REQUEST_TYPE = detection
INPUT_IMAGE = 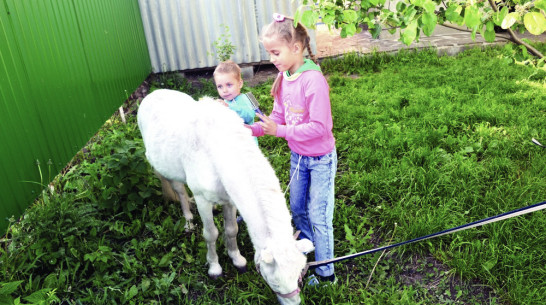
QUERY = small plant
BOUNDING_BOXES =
[209,24,236,62]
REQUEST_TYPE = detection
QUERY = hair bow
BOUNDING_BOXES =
[273,13,285,22]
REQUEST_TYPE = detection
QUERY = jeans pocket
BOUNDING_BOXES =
[310,153,333,166]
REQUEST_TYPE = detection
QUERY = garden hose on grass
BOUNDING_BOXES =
[306,200,546,269]
[532,138,545,148]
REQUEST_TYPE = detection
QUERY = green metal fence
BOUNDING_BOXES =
[0,0,151,232]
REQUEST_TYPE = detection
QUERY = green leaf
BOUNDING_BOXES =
[343,10,358,23]
[482,27,496,42]
[84,253,95,262]
[0,281,23,295]
[423,0,436,13]
[464,6,481,29]
[294,6,302,25]
[323,13,336,25]
[523,12,546,35]
[396,1,407,11]
[410,0,425,7]
[404,6,418,23]
[180,283,189,294]
[159,252,174,267]
[127,285,138,299]
[422,12,438,36]
[344,224,354,242]
[141,278,151,292]
[482,21,496,42]
[482,257,497,271]
[493,7,508,26]
[535,0,546,11]
[446,5,463,25]
[301,10,318,29]
[486,20,494,32]
[0,297,13,304]
[371,24,382,39]
[23,289,51,303]
[401,20,418,45]
[501,12,519,29]
[342,23,357,37]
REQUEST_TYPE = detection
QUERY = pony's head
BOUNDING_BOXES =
[256,238,314,304]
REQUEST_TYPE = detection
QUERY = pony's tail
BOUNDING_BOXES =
[155,170,179,202]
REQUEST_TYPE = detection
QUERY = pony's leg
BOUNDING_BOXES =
[194,195,222,278]
[222,203,247,272]
[170,181,194,231]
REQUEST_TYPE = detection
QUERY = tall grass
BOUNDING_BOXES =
[1,43,544,304]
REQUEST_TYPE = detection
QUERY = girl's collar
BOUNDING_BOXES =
[284,59,321,80]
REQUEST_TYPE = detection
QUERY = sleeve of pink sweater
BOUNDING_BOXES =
[249,100,286,137]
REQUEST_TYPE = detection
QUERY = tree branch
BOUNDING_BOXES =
[487,0,544,58]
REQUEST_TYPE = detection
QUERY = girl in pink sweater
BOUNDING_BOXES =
[249,13,337,286]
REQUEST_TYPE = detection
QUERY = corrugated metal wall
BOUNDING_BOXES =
[0,0,151,232]
[138,0,314,72]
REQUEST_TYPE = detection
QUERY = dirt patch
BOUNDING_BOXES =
[395,252,501,303]
[244,63,279,87]
[175,63,278,88]
[138,63,279,93]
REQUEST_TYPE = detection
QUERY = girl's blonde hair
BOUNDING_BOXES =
[261,16,317,98]
[213,60,242,81]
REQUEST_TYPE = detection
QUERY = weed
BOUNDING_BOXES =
[208,24,236,62]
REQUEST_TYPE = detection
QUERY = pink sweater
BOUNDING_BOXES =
[250,70,335,156]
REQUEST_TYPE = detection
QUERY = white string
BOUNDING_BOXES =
[284,154,302,195]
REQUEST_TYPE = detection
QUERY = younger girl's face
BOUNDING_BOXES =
[214,72,243,101]
[262,36,303,75]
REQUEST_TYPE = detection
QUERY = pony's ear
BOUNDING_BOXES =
[261,248,274,264]
[296,238,314,254]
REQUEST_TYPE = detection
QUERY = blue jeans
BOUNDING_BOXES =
[289,148,337,277]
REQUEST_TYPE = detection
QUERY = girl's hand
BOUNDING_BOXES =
[216,99,228,107]
[257,113,277,136]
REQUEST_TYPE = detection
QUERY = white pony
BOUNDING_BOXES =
[137,89,313,304]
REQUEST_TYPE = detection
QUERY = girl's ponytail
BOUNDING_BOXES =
[305,39,317,65]
[270,73,282,98]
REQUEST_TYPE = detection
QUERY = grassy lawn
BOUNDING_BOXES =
[1,44,545,304]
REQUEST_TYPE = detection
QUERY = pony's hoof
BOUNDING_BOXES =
[208,263,223,279]
[235,266,248,274]
[209,273,223,280]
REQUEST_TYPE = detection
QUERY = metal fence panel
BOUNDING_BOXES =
[0,0,151,232]
[139,0,311,72]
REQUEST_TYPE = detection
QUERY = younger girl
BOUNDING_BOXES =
[248,13,337,286]
[214,60,258,145]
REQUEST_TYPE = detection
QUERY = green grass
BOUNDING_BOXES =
[1,43,545,304]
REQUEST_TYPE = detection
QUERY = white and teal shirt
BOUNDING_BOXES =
[225,93,258,144]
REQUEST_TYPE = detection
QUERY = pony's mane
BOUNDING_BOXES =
[198,98,294,241]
